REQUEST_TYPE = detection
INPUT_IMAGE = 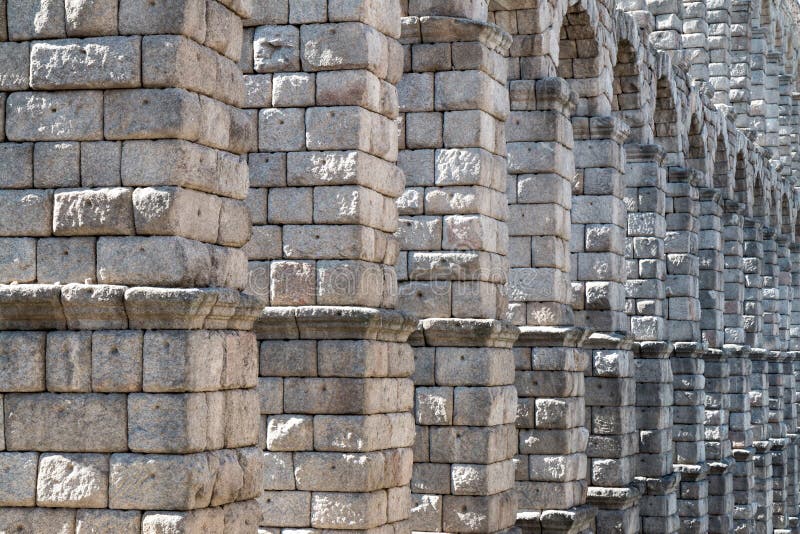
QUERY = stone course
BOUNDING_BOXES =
[3,0,800,533]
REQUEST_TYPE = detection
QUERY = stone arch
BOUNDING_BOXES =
[770,185,780,230]
[685,114,706,174]
[754,172,767,220]
[759,0,774,45]
[782,192,793,238]
[654,67,683,166]
[612,40,643,136]
[557,0,614,116]
[713,131,732,194]
[734,151,752,215]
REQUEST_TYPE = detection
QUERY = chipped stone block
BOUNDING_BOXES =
[254,25,300,73]
[6,91,103,142]
[7,0,66,40]
[65,0,118,36]
[141,509,223,533]
[109,453,213,510]
[53,188,134,236]
[132,186,221,243]
[30,37,141,90]
[36,453,109,508]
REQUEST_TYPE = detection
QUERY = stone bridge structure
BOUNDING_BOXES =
[2,0,800,532]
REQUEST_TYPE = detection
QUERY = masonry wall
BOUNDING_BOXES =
[0,0,263,532]
[3,0,800,533]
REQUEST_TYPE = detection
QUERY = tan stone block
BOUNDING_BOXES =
[5,393,127,452]
[96,236,216,288]
[143,330,224,392]
[313,413,415,452]
[6,91,103,141]
[205,0,242,60]
[0,508,75,533]
[311,490,387,529]
[119,0,206,42]
[223,500,262,533]
[30,37,141,90]
[65,0,119,36]
[105,88,201,142]
[266,415,313,451]
[37,453,109,508]
[270,260,316,306]
[225,389,260,448]
[263,451,294,490]
[128,393,221,453]
[258,491,311,527]
[76,510,141,534]
[0,452,38,506]
[301,22,388,78]
[109,452,213,510]
[207,449,244,506]
[132,186,221,243]
[284,377,413,415]
[221,331,258,389]
[53,188,134,236]
[36,237,97,284]
[0,332,45,393]
[0,190,53,237]
[46,331,92,392]
[91,331,143,393]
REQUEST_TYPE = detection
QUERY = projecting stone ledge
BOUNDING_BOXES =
[255,306,419,341]
[0,284,262,331]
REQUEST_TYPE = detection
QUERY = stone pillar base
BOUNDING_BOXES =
[586,485,640,534]
[517,504,596,534]
[674,463,710,533]
[256,306,417,532]
[635,472,680,532]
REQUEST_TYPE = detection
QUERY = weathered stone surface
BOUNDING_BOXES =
[45,331,92,392]
[0,508,76,533]
[0,332,46,392]
[109,453,213,510]
[75,509,141,534]
[0,452,38,506]
[65,0,119,36]
[4,394,127,452]
[6,91,103,141]
[53,188,134,236]
[7,0,67,40]
[30,38,141,89]
[92,331,143,392]
[0,237,36,283]
[37,237,96,284]
[36,453,109,508]
[0,190,53,237]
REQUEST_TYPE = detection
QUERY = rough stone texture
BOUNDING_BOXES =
[0,0,261,531]
[5,0,800,533]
